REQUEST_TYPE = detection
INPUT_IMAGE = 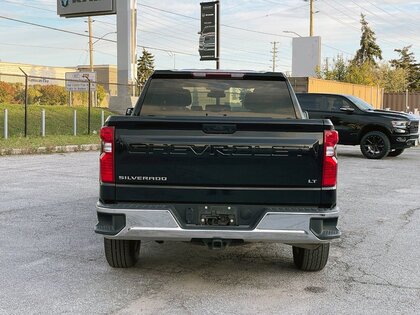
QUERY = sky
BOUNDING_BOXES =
[0,0,419,74]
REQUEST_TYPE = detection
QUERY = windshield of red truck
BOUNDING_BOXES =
[139,79,297,119]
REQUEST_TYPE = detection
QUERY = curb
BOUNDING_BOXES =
[0,144,100,156]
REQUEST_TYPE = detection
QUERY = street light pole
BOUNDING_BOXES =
[283,30,302,37]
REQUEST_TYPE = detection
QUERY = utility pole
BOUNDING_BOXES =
[271,42,279,72]
[304,0,315,36]
[310,0,314,36]
[88,16,94,72]
[87,17,97,106]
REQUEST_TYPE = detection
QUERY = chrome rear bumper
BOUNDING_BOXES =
[96,203,340,244]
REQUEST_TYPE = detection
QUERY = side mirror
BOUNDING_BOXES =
[340,107,354,113]
[303,111,310,119]
[126,108,134,116]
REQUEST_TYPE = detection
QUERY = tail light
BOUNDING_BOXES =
[322,130,339,187]
[100,126,115,183]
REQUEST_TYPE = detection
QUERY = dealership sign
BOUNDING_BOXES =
[65,72,97,92]
[199,1,219,61]
[57,0,116,18]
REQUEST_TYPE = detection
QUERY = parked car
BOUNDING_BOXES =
[296,93,419,159]
[95,70,341,271]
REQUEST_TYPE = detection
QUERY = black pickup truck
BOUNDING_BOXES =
[96,70,340,271]
[296,93,419,159]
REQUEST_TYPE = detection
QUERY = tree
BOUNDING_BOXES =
[353,14,382,66]
[137,49,155,91]
[390,46,420,91]
[39,85,67,105]
[96,84,107,106]
[317,55,348,82]
[345,61,376,86]
[375,64,407,92]
[15,85,42,105]
[0,82,18,104]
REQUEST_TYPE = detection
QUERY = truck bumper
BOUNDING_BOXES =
[95,203,340,244]
[391,133,419,149]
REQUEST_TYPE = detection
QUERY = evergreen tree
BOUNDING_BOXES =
[137,49,155,91]
[390,46,420,91]
[353,14,382,66]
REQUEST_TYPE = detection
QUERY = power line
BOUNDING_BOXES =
[317,1,416,50]
[138,2,351,56]
[0,42,86,51]
[0,14,284,68]
[99,8,286,60]
[380,0,420,21]
[0,0,56,13]
[138,3,293,39]
[0,15,197,57]
[345,0,419,43]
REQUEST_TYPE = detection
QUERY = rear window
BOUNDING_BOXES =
[139,79,297,119]
[296,94,323,111]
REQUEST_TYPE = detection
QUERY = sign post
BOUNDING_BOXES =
[65,72,97,93]
[65,72,96,135]
[58,0,137,114]
[19,68,28,138]
[199,1,220,68]
[83,74,92,135]
[57,0,116,18]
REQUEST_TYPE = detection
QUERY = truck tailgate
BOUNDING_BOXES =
[108,118,330,206]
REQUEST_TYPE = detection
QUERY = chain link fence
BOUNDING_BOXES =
[0,72,139,138]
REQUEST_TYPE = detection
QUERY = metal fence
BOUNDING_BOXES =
[383,92,420,113]
[0,72,138,139]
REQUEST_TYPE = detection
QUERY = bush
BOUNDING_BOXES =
[0,81,18,104]
[39,85,67,105]
[14,84,67,105]
[15,85,42,105]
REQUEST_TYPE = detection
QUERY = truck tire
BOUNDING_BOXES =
[292,244,330,271]
[388,149,405,157]
[360,131,390,159]
[104,238,140,268]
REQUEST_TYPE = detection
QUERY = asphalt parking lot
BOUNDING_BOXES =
[1,146,419,315]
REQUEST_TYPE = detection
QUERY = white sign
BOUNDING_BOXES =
[65,72,97,92]
[57,0,116,18]
[292,36,322,77]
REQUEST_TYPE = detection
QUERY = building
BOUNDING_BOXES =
[0,61,118,96]
[0,61,76,86]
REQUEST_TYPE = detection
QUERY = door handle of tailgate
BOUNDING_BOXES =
[202,124,237,134]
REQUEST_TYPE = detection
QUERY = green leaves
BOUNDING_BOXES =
[137,49,155,92]
[390,46,420,91]
[353,14,382,66]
